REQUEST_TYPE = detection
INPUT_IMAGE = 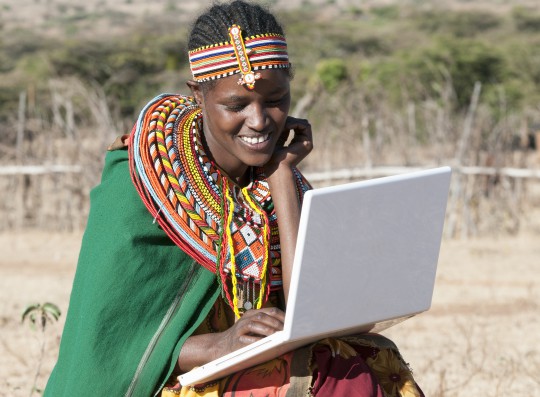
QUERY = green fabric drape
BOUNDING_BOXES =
[44,148,220,397]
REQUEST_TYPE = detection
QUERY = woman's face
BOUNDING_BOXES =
[190,69,291,182]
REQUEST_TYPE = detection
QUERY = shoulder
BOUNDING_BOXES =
[138,93,197,117]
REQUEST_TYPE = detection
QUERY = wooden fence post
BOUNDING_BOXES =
[446,81,482,239]
[15,91,27,230]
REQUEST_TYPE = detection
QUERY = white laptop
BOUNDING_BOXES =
[179,166,452,386]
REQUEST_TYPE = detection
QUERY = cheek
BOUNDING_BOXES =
[206,109,242,137]
[270,107,289,129]
[219,114,244,135]
[276,99,291,124]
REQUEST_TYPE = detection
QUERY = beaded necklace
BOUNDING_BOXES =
[129,94,310,316]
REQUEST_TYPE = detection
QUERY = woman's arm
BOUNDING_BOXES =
[265,166,300,304]
[264,117,313,303]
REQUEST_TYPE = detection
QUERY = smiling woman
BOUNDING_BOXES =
[43,1,424,397]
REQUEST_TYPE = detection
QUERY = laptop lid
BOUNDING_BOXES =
[283,166,451,340]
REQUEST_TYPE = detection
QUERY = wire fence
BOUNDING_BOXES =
[1,163,539,237]
[1,78,540,237]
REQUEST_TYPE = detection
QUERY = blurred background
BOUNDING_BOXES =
[1,0,539,396]
[1,0,540,235]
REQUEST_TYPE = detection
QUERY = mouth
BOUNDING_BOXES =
[238,133,270,145]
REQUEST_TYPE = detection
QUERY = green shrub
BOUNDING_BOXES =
[371,5,400,20]
[434,39,503,102]
[504,40,540,86]
[369,37,507,111]
[416,10,501,37]
[483,80,526,114]
[512,6,540,32]
[316,58,348,92]
[346,6,363,18]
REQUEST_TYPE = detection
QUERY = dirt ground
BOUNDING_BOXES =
[1,220,539,396]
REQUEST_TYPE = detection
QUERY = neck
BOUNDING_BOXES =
[217,163,251,187]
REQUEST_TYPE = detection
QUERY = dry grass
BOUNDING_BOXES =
[384,226,540,396]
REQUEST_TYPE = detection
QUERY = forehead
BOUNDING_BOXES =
[203,69,290,100]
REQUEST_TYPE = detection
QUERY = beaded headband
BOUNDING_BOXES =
[188,24,290,90]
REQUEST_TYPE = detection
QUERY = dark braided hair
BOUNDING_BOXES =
[188,1,285,51]
[188,1,291,91]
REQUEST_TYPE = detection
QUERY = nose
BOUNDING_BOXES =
[245,103,268,132]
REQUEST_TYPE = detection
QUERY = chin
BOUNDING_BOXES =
[246,155,272,169]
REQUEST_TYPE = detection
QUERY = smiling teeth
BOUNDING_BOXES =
[240,134,269,144]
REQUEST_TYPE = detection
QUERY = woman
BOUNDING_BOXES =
[44,1,423,396]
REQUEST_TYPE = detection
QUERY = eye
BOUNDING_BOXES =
[224,103,246,112]
[266,94,289,107]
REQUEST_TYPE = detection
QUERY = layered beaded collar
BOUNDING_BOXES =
[129,94,310,315]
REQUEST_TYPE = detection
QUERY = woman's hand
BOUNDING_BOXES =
[214,307,285,357]
[177,307,285,373]
[265,116,313,176]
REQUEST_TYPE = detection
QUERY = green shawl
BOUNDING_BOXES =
[44,148,220,397]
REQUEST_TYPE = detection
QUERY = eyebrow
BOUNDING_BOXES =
[225,95,247,102]
[225,87,288,101]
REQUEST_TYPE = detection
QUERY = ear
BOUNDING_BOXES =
[186,80,204,109]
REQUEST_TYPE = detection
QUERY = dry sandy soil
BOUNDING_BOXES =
[1,217,539,396]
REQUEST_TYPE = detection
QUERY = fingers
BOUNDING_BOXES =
[280,116,313,154]
[277,116,310,148]
[243,306,285,323]
[264,117,313,177]
[214,307,286,357]
[284,117,312,142]
[235,307,285,340]
[280,117,313,164]
[276,129,290,148]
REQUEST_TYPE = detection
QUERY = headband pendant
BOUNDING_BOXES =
[229,24,260,90]
[238,71,261,90]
